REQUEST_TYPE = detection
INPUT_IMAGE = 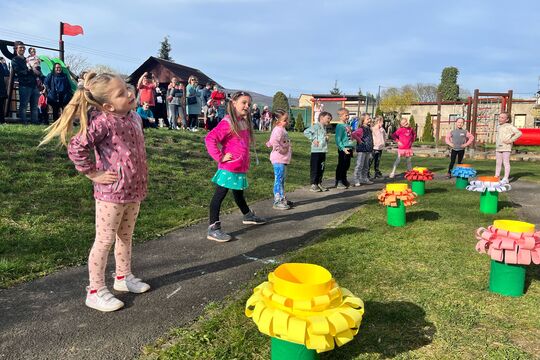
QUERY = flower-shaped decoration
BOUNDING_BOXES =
[245,263,364,353]
[451,164,477,178]
[476,220,540,265]
[404,167,434,181]
[466,176,511,192]
[377,183,417,207]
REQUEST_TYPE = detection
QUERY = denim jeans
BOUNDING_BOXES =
[273,163,287,201]
[18,86,39,124]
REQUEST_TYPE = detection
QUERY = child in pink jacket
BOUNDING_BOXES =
[205,91,267,243]
[389,118,416,178]
[266,109,292,210]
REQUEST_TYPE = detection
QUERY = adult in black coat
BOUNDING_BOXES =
[0,57,9,123]
[44,63,73,121]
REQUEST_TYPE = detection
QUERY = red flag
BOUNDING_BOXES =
[62,23,84,36]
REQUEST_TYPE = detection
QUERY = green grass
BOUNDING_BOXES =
[1,124,540,288]
[141,181,540,359]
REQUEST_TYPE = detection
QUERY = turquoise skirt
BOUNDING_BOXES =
[212,169,248,190]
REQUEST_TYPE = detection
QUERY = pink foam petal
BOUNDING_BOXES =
[517,250,531,265]
[504,249,518,264]
[499,239,517,250]
[490,248,504,262]
[520,237,536,250]
[476,240,488,253]
[531,250,540,264]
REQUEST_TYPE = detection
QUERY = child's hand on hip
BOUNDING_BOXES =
[313,140,320,147]
[86,170,118,184]
[221,153,233,162]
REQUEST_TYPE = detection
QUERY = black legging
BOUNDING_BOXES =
[448,149,465,173]
[209,185,250,224]
[335,150,352,184]
[188,114,198,129]
[310,152,326,185]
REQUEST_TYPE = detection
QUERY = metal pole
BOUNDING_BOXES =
[466,96,472,132]
[59,22,64,61]
[471,89,479,146]
[435,92,441,149]
[507,90,513,115]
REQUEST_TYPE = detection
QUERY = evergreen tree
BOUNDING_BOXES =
[438,67,459,101]
[158,36,173,61]
[294,113,305,132]
[288,111,295,131]
[330,80,342,95]
[272,91,290,113]
[422,112,435,142]
[409,115,416,137]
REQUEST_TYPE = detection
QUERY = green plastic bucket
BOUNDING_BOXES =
[456,176,468,189]
[480,190,498,214]
[387,200,406,227]
[411,180,425,195]
[271,337,319,360]
[489,259,526,297]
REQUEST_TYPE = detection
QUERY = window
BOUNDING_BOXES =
[514,114,527,128]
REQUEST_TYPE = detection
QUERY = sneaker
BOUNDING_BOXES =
[317,184,329,192]
[85,286,124,312]
[273,200,290,210]
[243,210,267,225]
[310,184,322,192]
[207,221,232,242]
[389,173,395,179]
[375,172,383,178]
[361,179,374,185]
[501,178,509,184]
[192,128,199,132]
[446,173,452,179]
[354,182,361,187]
[113,274,151,293]
[336,182,348,189]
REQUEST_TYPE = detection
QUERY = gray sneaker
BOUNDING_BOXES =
[207,221,232,242]
[317,184,329,192]
[243,210,267,225]
[361,179,374,185]
[310,184,321,192]
[273,200,290,210]
[336,182,348,189]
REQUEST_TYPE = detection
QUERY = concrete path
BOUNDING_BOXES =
[1,178,537,360]
[0,182,377,360]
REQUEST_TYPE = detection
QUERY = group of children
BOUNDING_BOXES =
[40,74,523,312]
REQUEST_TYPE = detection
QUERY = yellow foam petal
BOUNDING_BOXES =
[287,317,307,344]
[328,312,349,335]
[308,315,330,335]
[272,309,290,336]
[338,307,363,327]
[312,294,331,309]
[306,333,334,352]
[293,298,313,311]
[343,295,363,309]
[251,301,265,323]
[335,328,355,347]
[270,292,288,307]
[257,308,275,336]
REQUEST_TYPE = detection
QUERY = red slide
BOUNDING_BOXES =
[513,128,540,146]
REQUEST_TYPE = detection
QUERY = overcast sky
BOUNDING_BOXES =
[1,0,539,98]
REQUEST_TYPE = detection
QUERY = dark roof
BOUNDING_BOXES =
[309,94,367,101]
[127,56,220,87]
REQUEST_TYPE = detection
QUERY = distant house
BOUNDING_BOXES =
[127,56,220,87]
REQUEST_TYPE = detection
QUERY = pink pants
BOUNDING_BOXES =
[495,151,511,181]
[88,200,140,290]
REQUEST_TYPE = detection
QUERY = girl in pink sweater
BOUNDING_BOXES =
[389,118,416,178]
[266,109,292,210]
[205,91,267,242]
[41,72,150,313]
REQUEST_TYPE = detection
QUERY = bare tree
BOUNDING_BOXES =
[413,83,438,102]
[64,53,90,76]
[89,64,118,75]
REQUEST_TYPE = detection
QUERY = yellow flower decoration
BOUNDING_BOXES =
[245,263,364,353]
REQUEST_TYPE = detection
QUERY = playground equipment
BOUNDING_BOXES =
[38,55,77,92]
[404,167,434,195]
[377,183,417,227]
[466,176,511,214]
[513,128,540,146]
[245,263,364,359]
[451,164,477,189]
[475,220,540,296]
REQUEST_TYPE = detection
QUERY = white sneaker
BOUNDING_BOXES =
[85,286,124,312]
[389,173,395,179]
[113,274,151,293]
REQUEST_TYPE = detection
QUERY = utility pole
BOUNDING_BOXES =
[357,87,361,118]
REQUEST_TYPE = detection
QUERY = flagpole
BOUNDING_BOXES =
[59,22,65,61]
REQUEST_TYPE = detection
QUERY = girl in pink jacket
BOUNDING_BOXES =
[389,118,416,178]
[41,72,150,313]
[205,91,267,243]
[266,109,292,210]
